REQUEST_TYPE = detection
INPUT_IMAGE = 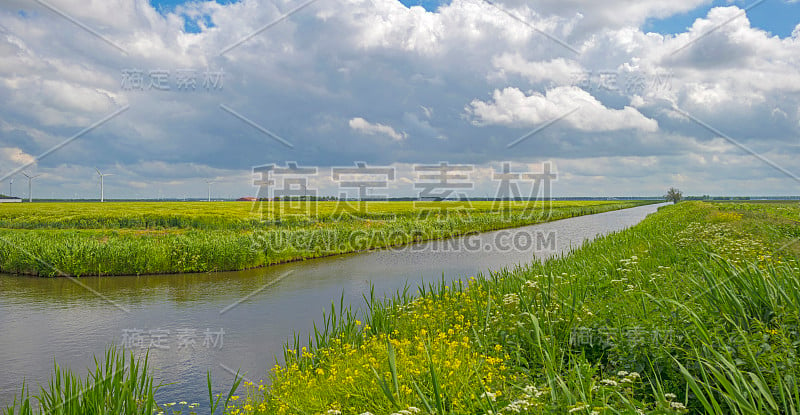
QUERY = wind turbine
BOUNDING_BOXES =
[205,179,214,202]
[21,172,40,203]
[96,168,114,202]
[8,178,13,198]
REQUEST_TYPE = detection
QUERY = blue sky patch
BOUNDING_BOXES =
[183,13,215,33]
[398,0,448,12]
[148,0,798,37]
[150,0,240,33]
[644,0,800,38]
[150,0,239,12]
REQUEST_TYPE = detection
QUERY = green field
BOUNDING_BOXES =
[0,200,648,276]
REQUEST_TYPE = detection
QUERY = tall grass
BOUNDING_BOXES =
[3,348,244,415]
[229,201,800,414]
[3,348,157,415]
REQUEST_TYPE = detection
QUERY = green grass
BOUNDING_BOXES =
[3,348,158,415]
[0,200,650,276]
[3,347,243,415]
[226,201,800,414]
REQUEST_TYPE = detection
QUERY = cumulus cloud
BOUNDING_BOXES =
[0,0,797,197]
[0,147,35,167]
[468,86,658,132]
[349,117,407,141]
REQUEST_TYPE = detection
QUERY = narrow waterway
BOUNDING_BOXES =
[0,203,665,410]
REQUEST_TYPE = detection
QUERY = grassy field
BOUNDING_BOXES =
[220,201,798,415]
[0,200,648,276]
[5,201,800,414]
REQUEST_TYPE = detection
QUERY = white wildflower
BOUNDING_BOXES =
[502,293,520,306]
[568,404,588,413]
[600,379,618,386]
[670,401,686,410]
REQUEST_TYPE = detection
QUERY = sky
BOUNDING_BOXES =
[0,0,799,199]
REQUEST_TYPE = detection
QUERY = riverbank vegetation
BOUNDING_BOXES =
[228,201,799,414]
[2,347,241,415]
[3,348,159,415]
[0,200,647,276]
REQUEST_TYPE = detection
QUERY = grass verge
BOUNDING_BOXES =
[228,201,800,414]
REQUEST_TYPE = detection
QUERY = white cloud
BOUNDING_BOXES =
[490,54,582,85]
[486,0,709,36]
[468,86,658,132]
[0,0,797,197]
[0,147,35,167]
[348,117,407,141]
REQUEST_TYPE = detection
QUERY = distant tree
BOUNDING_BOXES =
[664,187,683,204]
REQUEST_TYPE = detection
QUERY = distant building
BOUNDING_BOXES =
[0,195,21,203]
[236,197,257,202]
